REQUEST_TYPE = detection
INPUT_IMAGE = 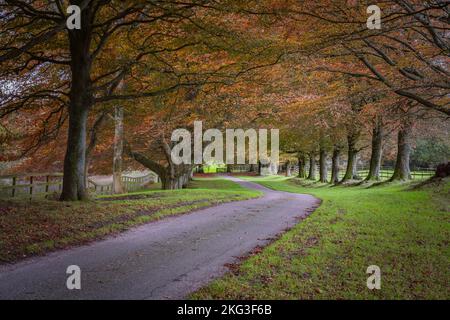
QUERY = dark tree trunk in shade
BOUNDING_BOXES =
[435,162,450,178]
[330,147,341,184]
[61,106,89,201]
[319,148,328,183]
[60,8,94,201]
[298,154,306,178]
[307,152,316,180]
[366,118,384,181]
[390,127,412,181]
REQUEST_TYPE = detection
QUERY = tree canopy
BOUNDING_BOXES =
[0,0,448,199]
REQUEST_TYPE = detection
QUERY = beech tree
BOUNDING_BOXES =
[0,1,213,199]
[1,0,447,191]
[0,0,283,199]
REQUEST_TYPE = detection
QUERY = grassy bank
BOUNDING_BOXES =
[0,178,261,264]
[193,176,450,299]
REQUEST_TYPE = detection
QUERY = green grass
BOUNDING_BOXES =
[0,178,261,264]
[192,176,450,300]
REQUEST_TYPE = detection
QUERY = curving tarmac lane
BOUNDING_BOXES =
[0,177,320,300]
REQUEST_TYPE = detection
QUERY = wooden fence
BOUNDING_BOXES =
[0,173,63,199]
[87,173,158,195]
[0,172,158,199]
[355,167,435,180]
[288,165,435,180]
[194,165,256,174]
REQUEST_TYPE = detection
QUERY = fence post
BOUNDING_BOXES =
[11,176,16,198]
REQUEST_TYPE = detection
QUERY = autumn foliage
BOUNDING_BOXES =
[0,1,448,199]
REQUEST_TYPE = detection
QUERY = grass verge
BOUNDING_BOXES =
[192,176,449,299]
[0,178,261,264]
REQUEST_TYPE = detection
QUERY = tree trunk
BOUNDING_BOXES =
[113,106,125,194]
[61,106,89,201]
[319,148,328,183]
[298,154,306,178]
[330,147,341,184]
[160,170,186,190]
[84,158,91,190]
[366,118,384,181]
[161,174,178,190]
[352,155,359,179]
[342,134,358,183]
[285,161,292,177]
[307,152,316,180]
[269,161,278,175]
[183,175,188,188]
[60,12,94,201]
[390,127,412,181]
[178,165,192,188]
[126,145,179,191]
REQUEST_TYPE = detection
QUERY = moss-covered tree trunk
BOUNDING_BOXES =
[366,117,384,181]
[60,5,95,201]
[330,146,341,184]
[319,148,328,183]
[307,152,316,180]
[285,161,292,177]
[390,127,412,181]
[160,173,177,190]
[297,153,306,178]
[342,134,359,183]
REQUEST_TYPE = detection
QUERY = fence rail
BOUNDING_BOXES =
[0,172,158,199]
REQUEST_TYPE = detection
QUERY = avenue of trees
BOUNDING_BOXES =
[0,1,448,200]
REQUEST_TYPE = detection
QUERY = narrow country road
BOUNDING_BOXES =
[0,177,320,300]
